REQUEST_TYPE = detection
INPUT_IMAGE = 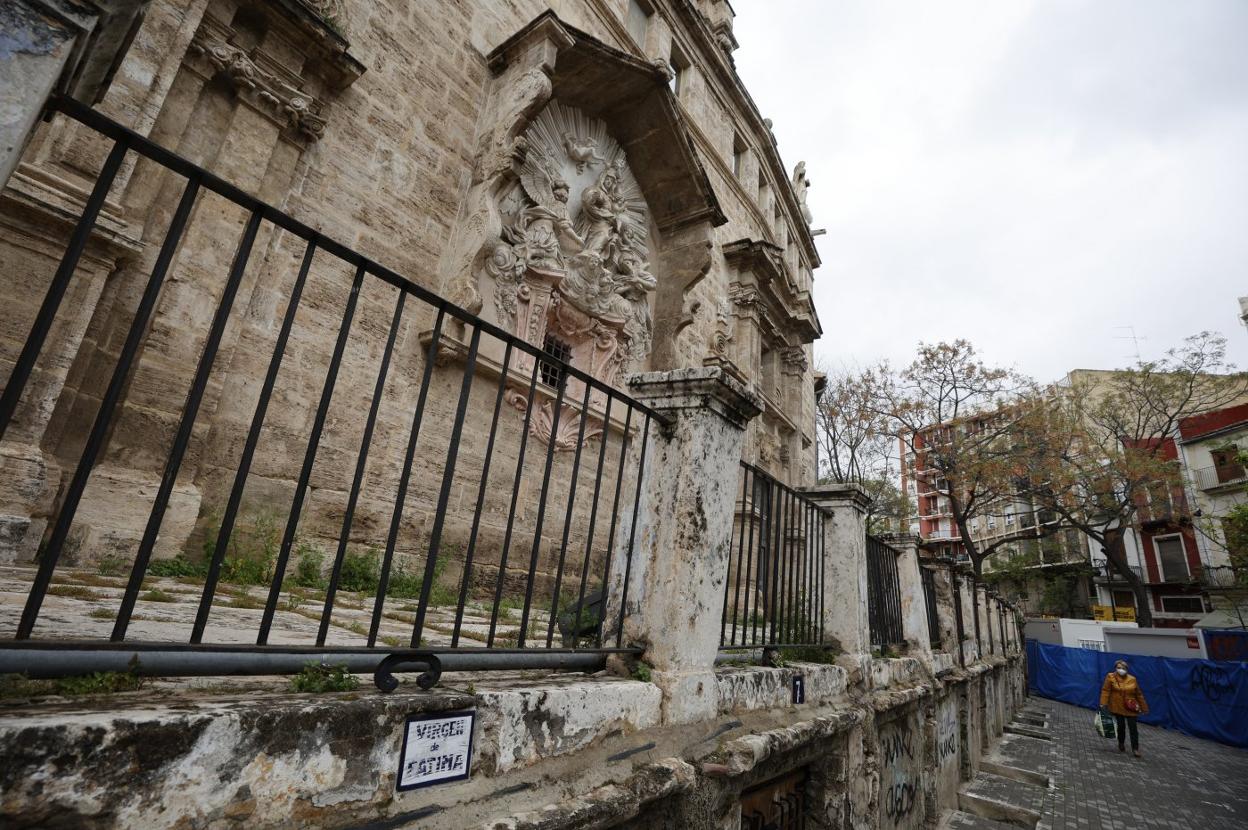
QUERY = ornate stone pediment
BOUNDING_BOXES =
[492,101,656,370]
[438,11,726,449]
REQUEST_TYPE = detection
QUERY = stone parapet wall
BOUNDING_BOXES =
[0,653,1026,829]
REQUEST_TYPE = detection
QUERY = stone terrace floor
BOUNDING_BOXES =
[1039,698,1248,830]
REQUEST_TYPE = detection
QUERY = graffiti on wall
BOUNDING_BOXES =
[880,718,920,828]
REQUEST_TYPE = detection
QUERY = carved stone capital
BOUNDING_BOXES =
[627,367,762,431]
[189,23,329,140]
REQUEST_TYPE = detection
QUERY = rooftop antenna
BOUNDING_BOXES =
[1112,326,1147,364]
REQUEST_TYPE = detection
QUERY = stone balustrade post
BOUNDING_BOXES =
[885,534,932,662]
[607,367,760,724]
[799,482,871,659]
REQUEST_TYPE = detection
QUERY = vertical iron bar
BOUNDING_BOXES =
[805,502,814,643]
[16,175,204,641]
[317,289,405,646]
[720,467,738,648]
[591,405,632,648]
[817,510,825,644]
[743,466,759,646]
[570,394,613,650]
[545,381,593,647]
[450,341,513,648]
[256,263,365,645]
[755,472,768,645]
[0,139,129,443]
[410,325,481,648]
[486,358,542,647]
[768,479,783,645]
[728,465,749,647]
[120,206,273,642]
[614,413,651,648]
[517,371,569,647]
[368,307,446,647]
[184,237,316,643]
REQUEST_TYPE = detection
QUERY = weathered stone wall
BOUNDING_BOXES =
[0,656,1026,828]
[0,0,821,576]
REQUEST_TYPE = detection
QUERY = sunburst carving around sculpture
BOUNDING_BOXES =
[482,102,657,452]
[493,102,656,365]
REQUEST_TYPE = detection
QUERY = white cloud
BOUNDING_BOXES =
[732,0,1248,380]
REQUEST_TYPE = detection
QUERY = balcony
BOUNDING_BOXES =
[927,528,961,541]
[1193,464,1248,491]
[1198,565,1248,591]
[1091,561,1143,583]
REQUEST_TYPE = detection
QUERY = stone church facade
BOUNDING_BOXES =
[0,0,821,576]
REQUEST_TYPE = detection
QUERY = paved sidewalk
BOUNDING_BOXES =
[1039,698,1248,830]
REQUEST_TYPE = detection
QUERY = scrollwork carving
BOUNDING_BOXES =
[189,31,328,139]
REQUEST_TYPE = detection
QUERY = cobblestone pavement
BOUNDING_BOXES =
[1038,698,1248,830]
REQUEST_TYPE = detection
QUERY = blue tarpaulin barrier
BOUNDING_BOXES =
[1203,628,1248,662]
[1026,639,1248,748]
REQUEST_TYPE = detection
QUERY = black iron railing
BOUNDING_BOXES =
[0,97,663,686]
[920,565,941,648]
[720,462,827,650]
[866,535,904,647]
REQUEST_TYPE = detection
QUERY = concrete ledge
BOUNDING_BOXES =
[709,708,865,777]
[869,656,925,690]
[0,687,474,828]
[475,677,662,774]
[714,662,848,715]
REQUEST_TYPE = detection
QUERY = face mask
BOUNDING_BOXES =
[1116,668,1127,676]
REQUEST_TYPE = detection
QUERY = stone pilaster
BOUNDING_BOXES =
[800,481,871,658]
[888,534,933,663]
[610,367,761,725]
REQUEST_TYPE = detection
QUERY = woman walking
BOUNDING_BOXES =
[1100,659,1149,757]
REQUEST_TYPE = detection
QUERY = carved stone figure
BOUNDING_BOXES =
[792,161,813,225]
[483,101,656,367]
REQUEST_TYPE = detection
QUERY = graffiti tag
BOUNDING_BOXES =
[1191,664,1232,703]
[881,728,914,766]
[937,710,958,765]
[884,779,918,820]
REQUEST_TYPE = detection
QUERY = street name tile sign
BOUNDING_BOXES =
[397,710,475,791]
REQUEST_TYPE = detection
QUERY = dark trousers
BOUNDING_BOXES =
[1115,715,1139,750]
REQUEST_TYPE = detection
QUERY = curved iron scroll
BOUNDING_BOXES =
[374,651,442,693]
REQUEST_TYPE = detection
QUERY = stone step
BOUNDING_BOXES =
[943,809,1023,830]
[988,733,1054,776]
[1004,722,1051,741]
[958,771,1046,828]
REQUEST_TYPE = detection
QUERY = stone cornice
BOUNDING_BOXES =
[665,0,821,270]
[584,0,819,270]
[723,238,822,343]
[627,367,762,431]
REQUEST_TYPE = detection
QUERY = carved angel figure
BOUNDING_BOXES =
[516,149,584,267]
[562,133,605,173]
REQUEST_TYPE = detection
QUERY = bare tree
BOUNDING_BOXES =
[815,363,892,484]
[1018,332,1247,626]
[815,364,909,532]
[877,340,1052,576]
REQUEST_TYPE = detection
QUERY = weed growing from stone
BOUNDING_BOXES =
[631,661,653,683]
[289,663,359,693]
[88,608,115,620]
[0,659,144,699]
[96,554,126,577]
[46,584,100,600]
[138,589,177,603]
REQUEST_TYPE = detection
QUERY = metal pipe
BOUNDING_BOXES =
[0,648,610,680]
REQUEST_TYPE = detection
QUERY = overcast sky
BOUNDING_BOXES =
[731,0,1248,382]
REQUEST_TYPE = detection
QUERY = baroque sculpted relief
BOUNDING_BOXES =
[486,101,657,380]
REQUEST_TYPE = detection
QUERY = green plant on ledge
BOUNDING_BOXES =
[630,661,653,683]
[289,663,359,693]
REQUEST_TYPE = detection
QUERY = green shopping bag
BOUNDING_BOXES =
[1094,709,1117,739]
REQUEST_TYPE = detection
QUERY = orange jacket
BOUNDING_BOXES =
[1100,672,1148,717]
